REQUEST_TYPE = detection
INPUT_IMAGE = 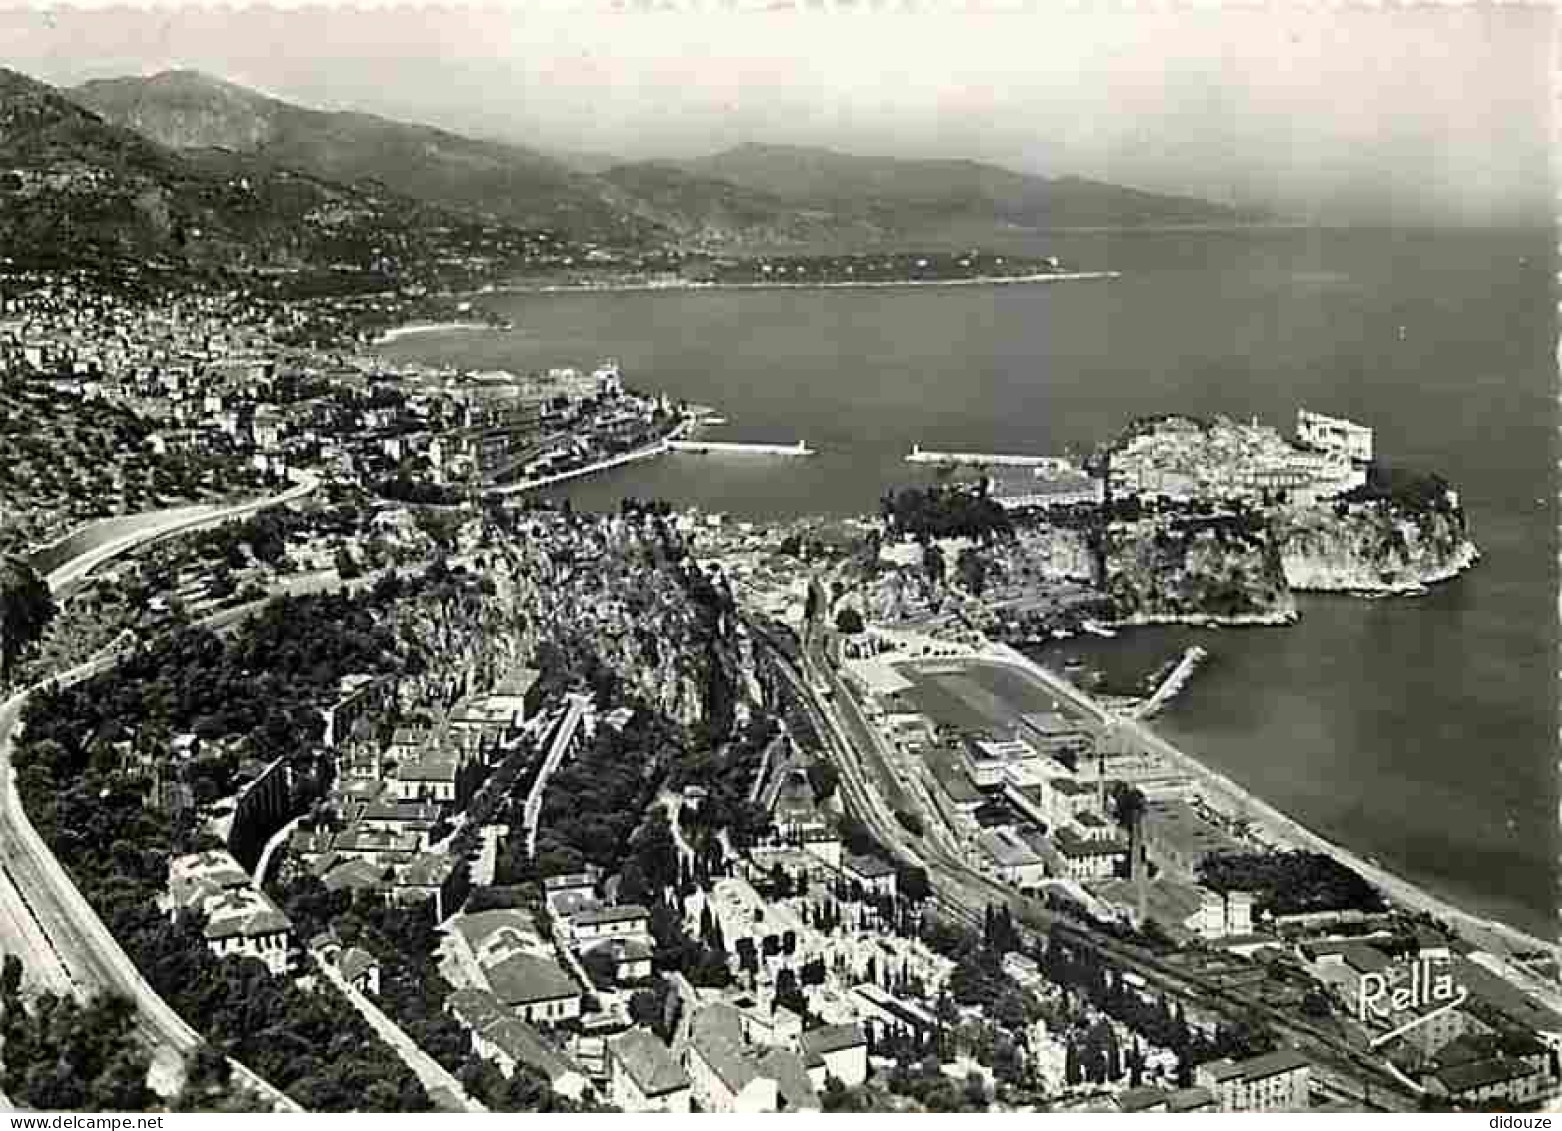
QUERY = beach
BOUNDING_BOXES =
[373,320,496,344]
[986,644,1556,961]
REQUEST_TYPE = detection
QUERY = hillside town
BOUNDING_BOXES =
[0,251,1553,1118]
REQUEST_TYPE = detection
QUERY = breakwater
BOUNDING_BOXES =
[668,439,814,456]
[905,444,1076,469]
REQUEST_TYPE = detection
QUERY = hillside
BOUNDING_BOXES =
[671,143,1263,233]
[70,70,657,241]
[70,72,1260,252]
[0,67,539,276]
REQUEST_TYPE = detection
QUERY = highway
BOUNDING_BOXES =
[0,475,318,1110]
[745,613,1417,1111]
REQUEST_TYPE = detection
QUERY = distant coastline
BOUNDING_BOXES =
[496,270,1122,295]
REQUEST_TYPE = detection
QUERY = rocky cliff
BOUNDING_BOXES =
[1101,511,1297,625]
[1274,477,1478,594]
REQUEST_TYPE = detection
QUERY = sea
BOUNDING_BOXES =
[379,227,1558,940]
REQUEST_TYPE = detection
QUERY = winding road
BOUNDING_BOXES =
[0,474,318,1109]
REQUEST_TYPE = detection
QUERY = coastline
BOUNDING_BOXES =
[495,270,1122,295]
[1103,608,1299,629]
[486,419,693,495]
[1129,710,1553,959]
[1284,539,1482,596]
[985,644,1555,959]
[373,320,496,344]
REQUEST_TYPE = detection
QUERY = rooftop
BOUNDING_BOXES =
[571,903,650,928]
[487,953,581,1008]
[608,1028,689,1097]
[799,1023,866,1059]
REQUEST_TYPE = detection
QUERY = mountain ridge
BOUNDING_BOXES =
[69,69,1262,250]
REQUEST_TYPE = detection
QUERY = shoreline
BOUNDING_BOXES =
[983,644,1555,958]
[1285,540,1482,596]
[373,320,497,344]
[1104,607,1298,629]
[494,270,1122,295]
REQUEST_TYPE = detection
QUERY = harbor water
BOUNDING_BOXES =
[379,226,1558,939]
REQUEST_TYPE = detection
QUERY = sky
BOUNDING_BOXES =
[2,2,1554,225]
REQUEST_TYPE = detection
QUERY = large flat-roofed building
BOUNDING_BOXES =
[1141,798,1244,881]
[486,953,584,1024]
[986,467,1104,511]
[1018,711,1096,760]
[1296,409,1374,464]
[977,827,1048,888]
[1195,1049,1312,1112]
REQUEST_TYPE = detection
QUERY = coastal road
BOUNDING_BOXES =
[0,476,318,1110]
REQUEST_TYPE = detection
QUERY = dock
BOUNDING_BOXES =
[905,444,1073,470]
[668,439,814,456]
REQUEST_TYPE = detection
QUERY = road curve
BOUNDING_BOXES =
[0,474,319,1112]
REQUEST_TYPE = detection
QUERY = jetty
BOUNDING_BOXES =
[668,439,814,456]
[905,444,1073,470]
[1131,645,1209,720]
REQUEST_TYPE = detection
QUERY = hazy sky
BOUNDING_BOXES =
[3,3,1553,224]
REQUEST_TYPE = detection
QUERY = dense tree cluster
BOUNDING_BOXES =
[1040,926,1276,1082]
[1198,851,1386,917]
[1341,465,1455,515]
[879,486,1014,544]
[0,985,157,1111]
[0,554,56,685]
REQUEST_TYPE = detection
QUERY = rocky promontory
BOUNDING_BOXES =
[1274,469,1479,594]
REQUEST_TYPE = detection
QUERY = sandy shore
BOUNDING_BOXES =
[373,320,496,344]
[983,644,1555,960]
[1121,714,1554,959]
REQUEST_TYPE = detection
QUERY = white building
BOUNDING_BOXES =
[1297,408,1374,464]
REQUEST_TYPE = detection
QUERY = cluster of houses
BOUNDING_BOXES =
[1104,413,1370,506]
[283,665,544,920]
[164,849,294,976]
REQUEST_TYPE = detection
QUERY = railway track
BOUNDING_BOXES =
[744,615,1417,1109]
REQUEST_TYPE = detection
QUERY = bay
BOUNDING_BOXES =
[380,227,1558,938]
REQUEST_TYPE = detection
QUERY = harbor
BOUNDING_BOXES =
[668,439,815,456]
[905,444,1076,470]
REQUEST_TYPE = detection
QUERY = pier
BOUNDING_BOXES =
[905,444,1073,470]
[668,439,814,456]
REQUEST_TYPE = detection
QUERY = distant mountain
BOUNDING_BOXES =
[70,70,655,241]
[669,143,1264,234]
[0,68,535,275]
[65,71,1262,254]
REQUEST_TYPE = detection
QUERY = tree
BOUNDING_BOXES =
[1,953,22,1001]
[806,761,840,803]
[334,547,362,580]
[834,607,865,635]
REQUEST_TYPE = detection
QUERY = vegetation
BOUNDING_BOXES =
[1199,851,1387,917]
[5,578,527,1109]
[0,555,56,685]
[880,485,1013,544]
[0,985,158,1111]
[1341,465,1456,515]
